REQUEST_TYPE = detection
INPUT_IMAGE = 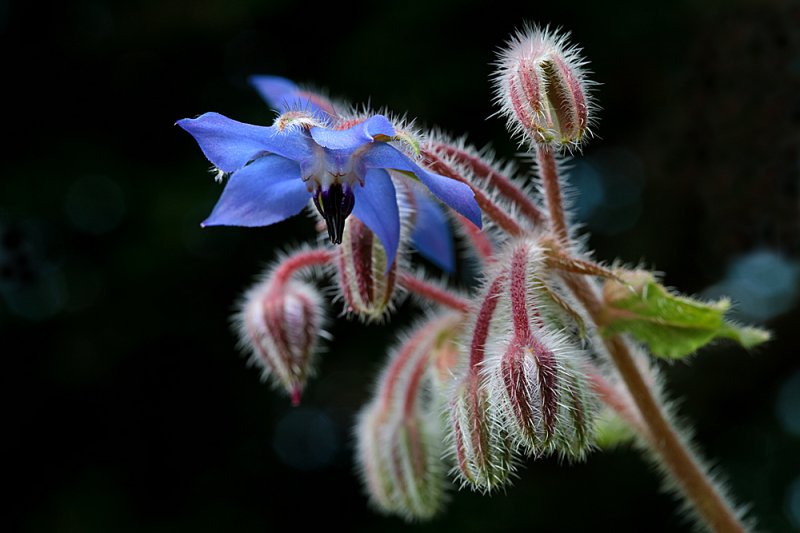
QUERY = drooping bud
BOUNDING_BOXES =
[493,25,594,149]
[446,267,516,491]
[483,240,595,457]
[336,216,398,322]
[488,331,595,458]
[354,315,461,520]
[237,277,325,405]
[449,372,515,491]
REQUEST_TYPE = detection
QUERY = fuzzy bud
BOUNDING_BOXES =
[446,268,516,491]
[449,372,515,490]
[494,26,594,149]
[482,240,595,457]
[488,332,595,458]
[237,277,325,405]
[355,316,459,520]
[336,216,398,322]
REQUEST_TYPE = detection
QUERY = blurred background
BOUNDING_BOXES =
[3,0,799,531]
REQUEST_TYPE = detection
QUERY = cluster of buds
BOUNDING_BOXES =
[203,26,601,520]
[181,21,765,532]
[448,240,595,492]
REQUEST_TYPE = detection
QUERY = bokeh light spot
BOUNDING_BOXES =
[776,370,800,437]
[704,250,799,322]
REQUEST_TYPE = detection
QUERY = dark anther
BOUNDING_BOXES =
[312,183,355,244]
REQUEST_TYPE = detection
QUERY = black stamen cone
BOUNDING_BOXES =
[313,183,355,244]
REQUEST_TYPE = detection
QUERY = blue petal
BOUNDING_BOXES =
[351,168,400,271]
[249,75,336,120]
[201,155,309,227]
[362,144,482,228]
[411,189,455,272]
[309,115,395,151]
[177,112,314,172]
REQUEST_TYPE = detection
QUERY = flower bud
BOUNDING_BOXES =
[494,26,593,148]
[237,277,325,405]
[487,331,595,458]
[354,316,459,520]
[449,372,515,491]
[336,216,398,322]
[480,240,595,457]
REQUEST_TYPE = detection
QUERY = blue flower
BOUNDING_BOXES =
[251,75,460,272]
[178,107,481,269]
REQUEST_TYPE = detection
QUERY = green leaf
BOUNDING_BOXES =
[600,271,771,358]
[594,411,637,449]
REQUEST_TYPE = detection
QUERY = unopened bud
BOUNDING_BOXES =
[449,372,515,491]
[355,316,458,519]
[482,240,595,457]
[494,26,593,148]
[237,278,325,405]
[336,216,398,322]
[487,331,595,458]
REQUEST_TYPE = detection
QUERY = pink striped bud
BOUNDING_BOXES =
[336,217,398,322]
[487,331,594,458]
[483,240,595,457]
[354,315,460,520]
[237,277,325,405]
[446,267,516,491]
[449,372,514,490]
[493,25,594,149]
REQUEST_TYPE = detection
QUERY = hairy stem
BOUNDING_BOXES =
[428,142,547,226]
[455,213,495,261]
[398,273,470,313]
[271,248,334,289]
[537,152,747,531]
[587,370,651,441]
[536,145,569,244]
[570,274,744,532]
[423,150,525,237]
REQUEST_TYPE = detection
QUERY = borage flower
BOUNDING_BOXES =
[178,107,480,268]
[252,75,458,272]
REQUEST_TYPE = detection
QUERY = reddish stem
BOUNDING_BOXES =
[429,142,546,226]
[537,152,746,532]
[536,145,569,244]
[587,371,649,441]
[422,150,525,237]
[399,273,470,313]
[468,272,508,370]
[455,214,495,261]
[379,318,445,414]
[271,248,334,290]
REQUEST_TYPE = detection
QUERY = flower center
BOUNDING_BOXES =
[313,183,355,245]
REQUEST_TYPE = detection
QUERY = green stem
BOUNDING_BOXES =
[538,145,746,533]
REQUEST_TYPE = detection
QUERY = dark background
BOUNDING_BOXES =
[3,0,799,531]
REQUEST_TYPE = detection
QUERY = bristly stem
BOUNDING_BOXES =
[423,150,525,237]
[271,248,334,289]
[399,273,470,313]
[586,371,650,441]
[540,152,746,533]
[536,145,569,244]
[455,213,495,261]
[428,142,547,226]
